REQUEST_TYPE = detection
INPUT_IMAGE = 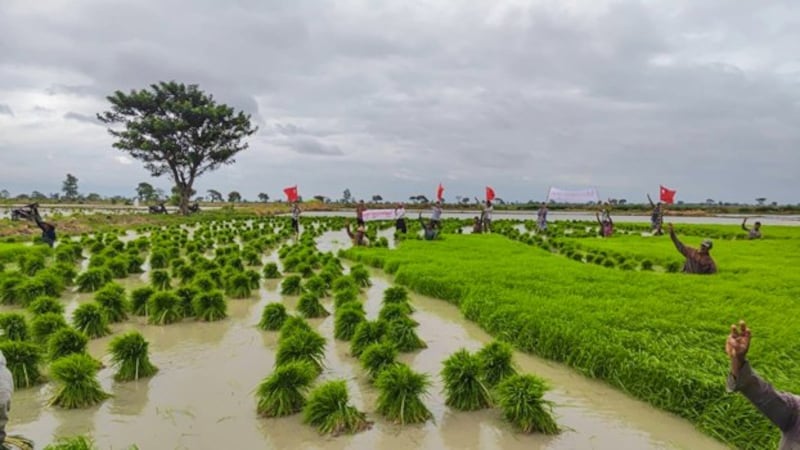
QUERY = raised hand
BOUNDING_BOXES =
[726,321,751,376]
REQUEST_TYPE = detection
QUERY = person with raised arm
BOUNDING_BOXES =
[596,207,613,238]
[668,223,716,274]
[29,203,56,247]
[475,198,493,233]
[345,220,369,246]
[418,213,439,241]
[647,193,664,235]
[430,201,443,229]
[536,202,548,232]
[726,321,800,449]
[742,218,763,240]
[290,201,301,235]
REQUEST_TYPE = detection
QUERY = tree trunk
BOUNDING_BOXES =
[178,183,191,215]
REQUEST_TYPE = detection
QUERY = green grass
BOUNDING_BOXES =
[344,228,800,449]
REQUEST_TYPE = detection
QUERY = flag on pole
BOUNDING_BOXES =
[436,183,444,202]
[659,185,676,204]
[486,186,495,202]
[283,186,299,203]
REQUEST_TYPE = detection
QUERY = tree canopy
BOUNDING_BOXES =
[97,81,258,214]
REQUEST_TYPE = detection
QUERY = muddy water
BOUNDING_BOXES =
[7,231,729,450]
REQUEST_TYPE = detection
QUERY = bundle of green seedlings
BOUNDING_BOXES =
[72,303,111,338]
[259,303,288,331]
[441,349,494,411]
[496,374,559,434]
[375,363,432,424]
[224,271,254,299]
[47,327,89,361]
[31,313,68,344]
[255,360,317,417]
[348,264,371,288]
[48,353,110,408]
[93,282,130,323]
[75,267,113,293]
[281,275,304,296]
[359,341,398,382]
[262,262,281,279]
[130,286,155,316]
[303,380,372,435]
[175,286,199,317]
[303,275,328,297]
[0,313,30,341]
[147,290,183,325]
[28,295,65,316]
[297,292,329,318]
[109,331,159,381]
[193,290,228,321]
[0,340,43,388]
[275,318,327,374]
[350,320,388,357]
[333,303,366,341]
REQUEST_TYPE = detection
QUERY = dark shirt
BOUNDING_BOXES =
[727,361,800,449]
[743,223,762,239]
[670,230,717,274]
[419,216,438,240]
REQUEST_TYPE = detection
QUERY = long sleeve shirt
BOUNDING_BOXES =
[727,361,800,449]
[419,216,438,240]
[669,230,717,274]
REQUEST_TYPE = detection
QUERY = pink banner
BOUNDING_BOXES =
[362,209,396,221]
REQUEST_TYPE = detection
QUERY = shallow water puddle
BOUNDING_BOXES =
[7,231,728,449]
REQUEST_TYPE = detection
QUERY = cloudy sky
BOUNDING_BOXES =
[1,0,799,204]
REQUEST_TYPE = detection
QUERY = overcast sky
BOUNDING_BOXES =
[1,0,799,204]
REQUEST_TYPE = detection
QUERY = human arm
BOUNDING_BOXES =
[344,221,354,239]
[647,194,655,208]
[595,212,602,225]
[741,218,749,232]
[668,223,690,257]
[726,321,799,432]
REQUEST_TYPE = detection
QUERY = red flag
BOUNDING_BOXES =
[283,186,298,202]
[486,186,495,202]
[436,183,444,202]
[659,185,676,204]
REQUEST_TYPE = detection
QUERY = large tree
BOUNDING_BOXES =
[62,173,79,200]
[207,189,223,202]
[97,81,258,214]
[228,191,241,203]
[257,192,270,203]
[136,182,156,202]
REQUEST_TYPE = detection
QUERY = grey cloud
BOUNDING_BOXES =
[64,111,102,125]
[0,104,13,116]
[284,137,344,156]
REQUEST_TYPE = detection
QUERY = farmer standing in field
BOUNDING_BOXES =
[356,200,366,226]
[476,198,493,233]
[668,223,717,274]
[291,202,301,235]
[394,203,407,234]
[27,203,56,247]
[742,218,763,239]
[344,220,369,246]
[596,209,614,237]
[725,321,800,449]
[418,213,439,240]
[430,201,443,229]
[537,203,548,232]
[647,194,664,235]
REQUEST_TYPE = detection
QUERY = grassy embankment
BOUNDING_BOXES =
[343,225,800,450]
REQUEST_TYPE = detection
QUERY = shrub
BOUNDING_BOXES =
[130,286,155,316]
[375,363,432,424]
[0,341,43,388]
[303,380,371,435]
[49,353,111,408]
[147,291,182,325]
[262,262,281,279]
[31,313,68,344]
[441,349,492,411]
[350,320,387,358]
[72,303,110,339]
[28,296,64,316]
[385,319,426,352]
[193,290,227,322]
[297,293,329,319]
[109,331,158,381]
[360,342,398,382]
[256,361,317,417]
[275,329,326,374]
[281,275,304,296]
[75,268,113,293]
[94,283,129,323]
[0,313,30,341]
[349,265,371,287]
[48,328,89,361]
[334,304,365,341]
[150,269,171,291]
[477,341,517,388]
[259,303,288,331]
[496,374,559,434]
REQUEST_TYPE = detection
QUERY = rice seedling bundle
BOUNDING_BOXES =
[384,319,426,352]
[177,265,196,284]
[303,380,371,435]
[0,340,43,388]
[332,275,358,293]
[333,287,360,309]
[75,268,113,293]
[303,275,328,297]
[42,435,97,450]
[297,293,329,318]
[224,272,252,299]
[255,360,317,417]
[130,286,155,316]
[477,341,517,388]
[51,263,77,285]
[0,313,30,341]
[147,291,182,325]
[94,282,129,323]
[375,363,432,424]
[14,277,47,306]
[259,303,288,331]
[281,275,303,295]
[193,290,228,322]
[378,303,416,324]
[275,329,326,373]
[109,331,159,381]
[150,269,171,291]
[295,262,314,278]
[441,349,493,411]
[28,295,64,316]
[48,353,110,408]
[350,320,388,357]
[192,273,216,292]
[333,304,365,341]
[242,249,261,267]
[72,303,111,338]
[349,264,371,287]
[382,286,410,305]
[149,250,168,269]
[20,254,46,276]
[359,342,398,381]
[245,269,261,289]
[0,273,22,305]
[262,262,281,279]
[106,257,129,279]
[47,327,89,361]
[31,313,68,344]
[496,374,559,434]
[126,254,145,274]
[175,285,199,317]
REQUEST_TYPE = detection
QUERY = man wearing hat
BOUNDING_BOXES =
[668,223,717,274]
